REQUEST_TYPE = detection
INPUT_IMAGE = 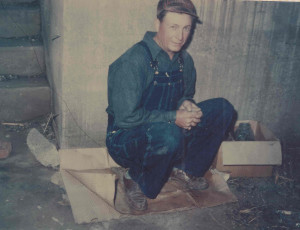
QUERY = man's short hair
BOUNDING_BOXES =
[157,10,168,22]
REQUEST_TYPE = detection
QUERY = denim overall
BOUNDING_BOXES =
[106,42,235,199]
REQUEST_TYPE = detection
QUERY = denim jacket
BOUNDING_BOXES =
[106,31,196,129]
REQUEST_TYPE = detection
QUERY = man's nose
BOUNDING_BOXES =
[175,30,183,41]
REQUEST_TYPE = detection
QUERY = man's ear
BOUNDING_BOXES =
[155,19,160,32]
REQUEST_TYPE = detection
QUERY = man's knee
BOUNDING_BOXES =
[217,98,234,115]
[147,123,183,154]
[202,97,234,116]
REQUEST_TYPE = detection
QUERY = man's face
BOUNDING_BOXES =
[155,12,193,59]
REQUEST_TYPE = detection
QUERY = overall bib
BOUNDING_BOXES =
[106,41,235,199]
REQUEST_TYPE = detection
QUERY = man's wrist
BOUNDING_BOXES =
[165,110,177,123]
[177,98,195,109]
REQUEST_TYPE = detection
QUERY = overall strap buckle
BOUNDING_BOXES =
[138,41,159,73]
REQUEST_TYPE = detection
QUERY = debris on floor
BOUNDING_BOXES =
[52,216,64,226]
[27,128,59,169]
[210,168,230,182]
[57,194,70,206]
[274,210,300,228]
[51,171,65,190]
[1,114,56,143]
[0,140,12,159]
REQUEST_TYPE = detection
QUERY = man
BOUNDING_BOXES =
[106,0,234,212]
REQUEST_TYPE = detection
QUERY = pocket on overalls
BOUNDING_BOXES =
[168,79,184,110]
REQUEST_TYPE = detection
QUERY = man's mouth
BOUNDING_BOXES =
[173,42,182,47]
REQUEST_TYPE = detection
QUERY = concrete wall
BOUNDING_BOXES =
[40,0,64,145]
[40,0,300,148]
[192,0,300,146]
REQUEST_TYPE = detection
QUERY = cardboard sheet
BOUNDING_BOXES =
[61,170,121,223]
[60,148,237,224]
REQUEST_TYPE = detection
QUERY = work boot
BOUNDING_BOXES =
[170,168,209,191]
[123,175,147,211]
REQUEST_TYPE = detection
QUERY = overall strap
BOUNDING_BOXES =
[138,41,159,72]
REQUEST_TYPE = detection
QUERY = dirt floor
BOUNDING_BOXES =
[0,115,299,230]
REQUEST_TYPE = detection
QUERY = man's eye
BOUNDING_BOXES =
[170,26,178,30]
[184,27,191,32]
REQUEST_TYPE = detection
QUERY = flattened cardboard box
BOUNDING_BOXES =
[60,148,237,224]
[214,120,282,177]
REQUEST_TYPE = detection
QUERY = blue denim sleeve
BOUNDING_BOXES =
[110,60,176,129]
[177,52,196,108]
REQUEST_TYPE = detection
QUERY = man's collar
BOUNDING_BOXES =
[143,31,180,61]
